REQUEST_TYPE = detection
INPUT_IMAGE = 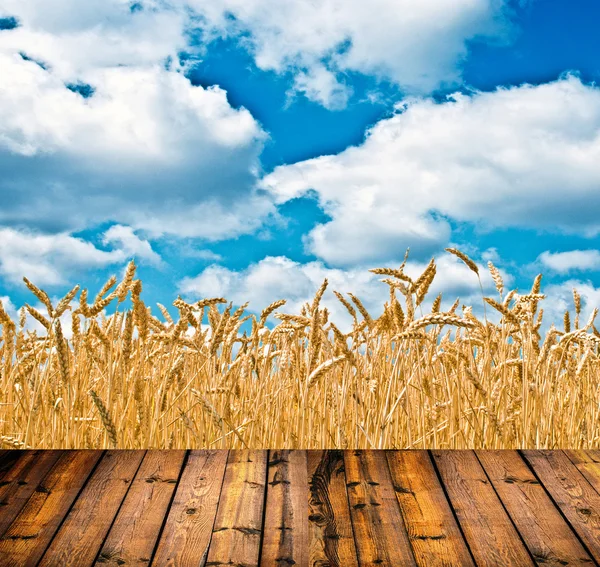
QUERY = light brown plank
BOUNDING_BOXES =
[307,450,358,567]
[432,450,534,566]
[38,450,145,567]
[260,450,308,567]
[152,450,229,567]
[478,450,594,566]
[522,450,600,564]
[205,450,267,567]
[386,450,475,567]
[344,450,417,566]
[564,450,600,496]
[94,450,186,567]
[0,450,103,567]
[0,450,63,537]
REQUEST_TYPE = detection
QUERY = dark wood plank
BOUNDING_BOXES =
[344,450,417,566]
[522,450,600,564]
[564,450,600,496]
[307,450,358,567]
[38,450,146,567]
[0,451,23,480]
[260,450,308,567]
[432,450,534,566]
[152,450,229,566]
[0,450,63,537]
[386,450,475,567]
[478,450,594,566]
[94,450,186,567]
[0,450,103,567]
[205,450,267,567]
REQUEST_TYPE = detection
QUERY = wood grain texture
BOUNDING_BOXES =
[205,450,267,567]
[307,450,358,567]
[0,450,103,567]
[0,450,63,537]
[385,450,475,567]
[478,450,593,566]
[94,450,186,567]
[152,450,229,567]
[38,450,145,567]
[260,450,308,567]
[522,450,600,564]
[432,450,534,567]
[0,451,23,481]
[344,450,417,566]
[564,450,600,496]
[0,449,599,565]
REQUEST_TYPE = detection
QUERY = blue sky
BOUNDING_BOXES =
[1,0,600,325]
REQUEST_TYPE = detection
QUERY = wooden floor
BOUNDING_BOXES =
[0,451,599,566]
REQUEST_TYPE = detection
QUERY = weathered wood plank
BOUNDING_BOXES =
[522,450,600,564]
[564,450,600,496]
[38,450,145,567]
[205,450,267,567]
[478,450,594,566]
[152,450,228,567]
[0,451,23,481]
[94,450,186,567]
[307,450,358,567]
[0,450,63,537]
[432,450,534,566]
[344,450,417,566]
[386,450,475,567]
[0,450,103,567]
[260,450,308,567]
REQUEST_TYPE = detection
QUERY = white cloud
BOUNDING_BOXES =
[538,250,600,274]
[0,0,187,79]
[192,0,512,108]
[0,228,126,285]
[178,252,505,329]
[0,57,270,239]
[102,225,162,266]
[262,76,600,266]
[0,226,161,286]
[0,2,272,240]
[2,0,516,111]
[540,279,600,331]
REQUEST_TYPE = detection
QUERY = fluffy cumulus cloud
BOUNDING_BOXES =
[192,0,513,108]
[0,0,271,242]
[179,252,506,328]
[262,76,600,266]
[538,250,600,274]
[102,225,162,266]
[540,279,600,331]
[0,226,157,286]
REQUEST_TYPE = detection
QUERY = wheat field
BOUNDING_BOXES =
[0,249,599,450]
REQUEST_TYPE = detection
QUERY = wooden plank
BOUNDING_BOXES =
[38,450,145,567]
[0,451,23,480]
[386,450,475,567]
[94,450,186,567]
[260,450,308,567]
[0,450,63,537]
[522,450,600,564]
[307,450,358,567]
[432,450,534,566]
[564,450,600,496]
[344,450,417,566]
[0,450,103,567]
[478,450,594,566]
[205,450,267,567]
[152,450,229,567]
